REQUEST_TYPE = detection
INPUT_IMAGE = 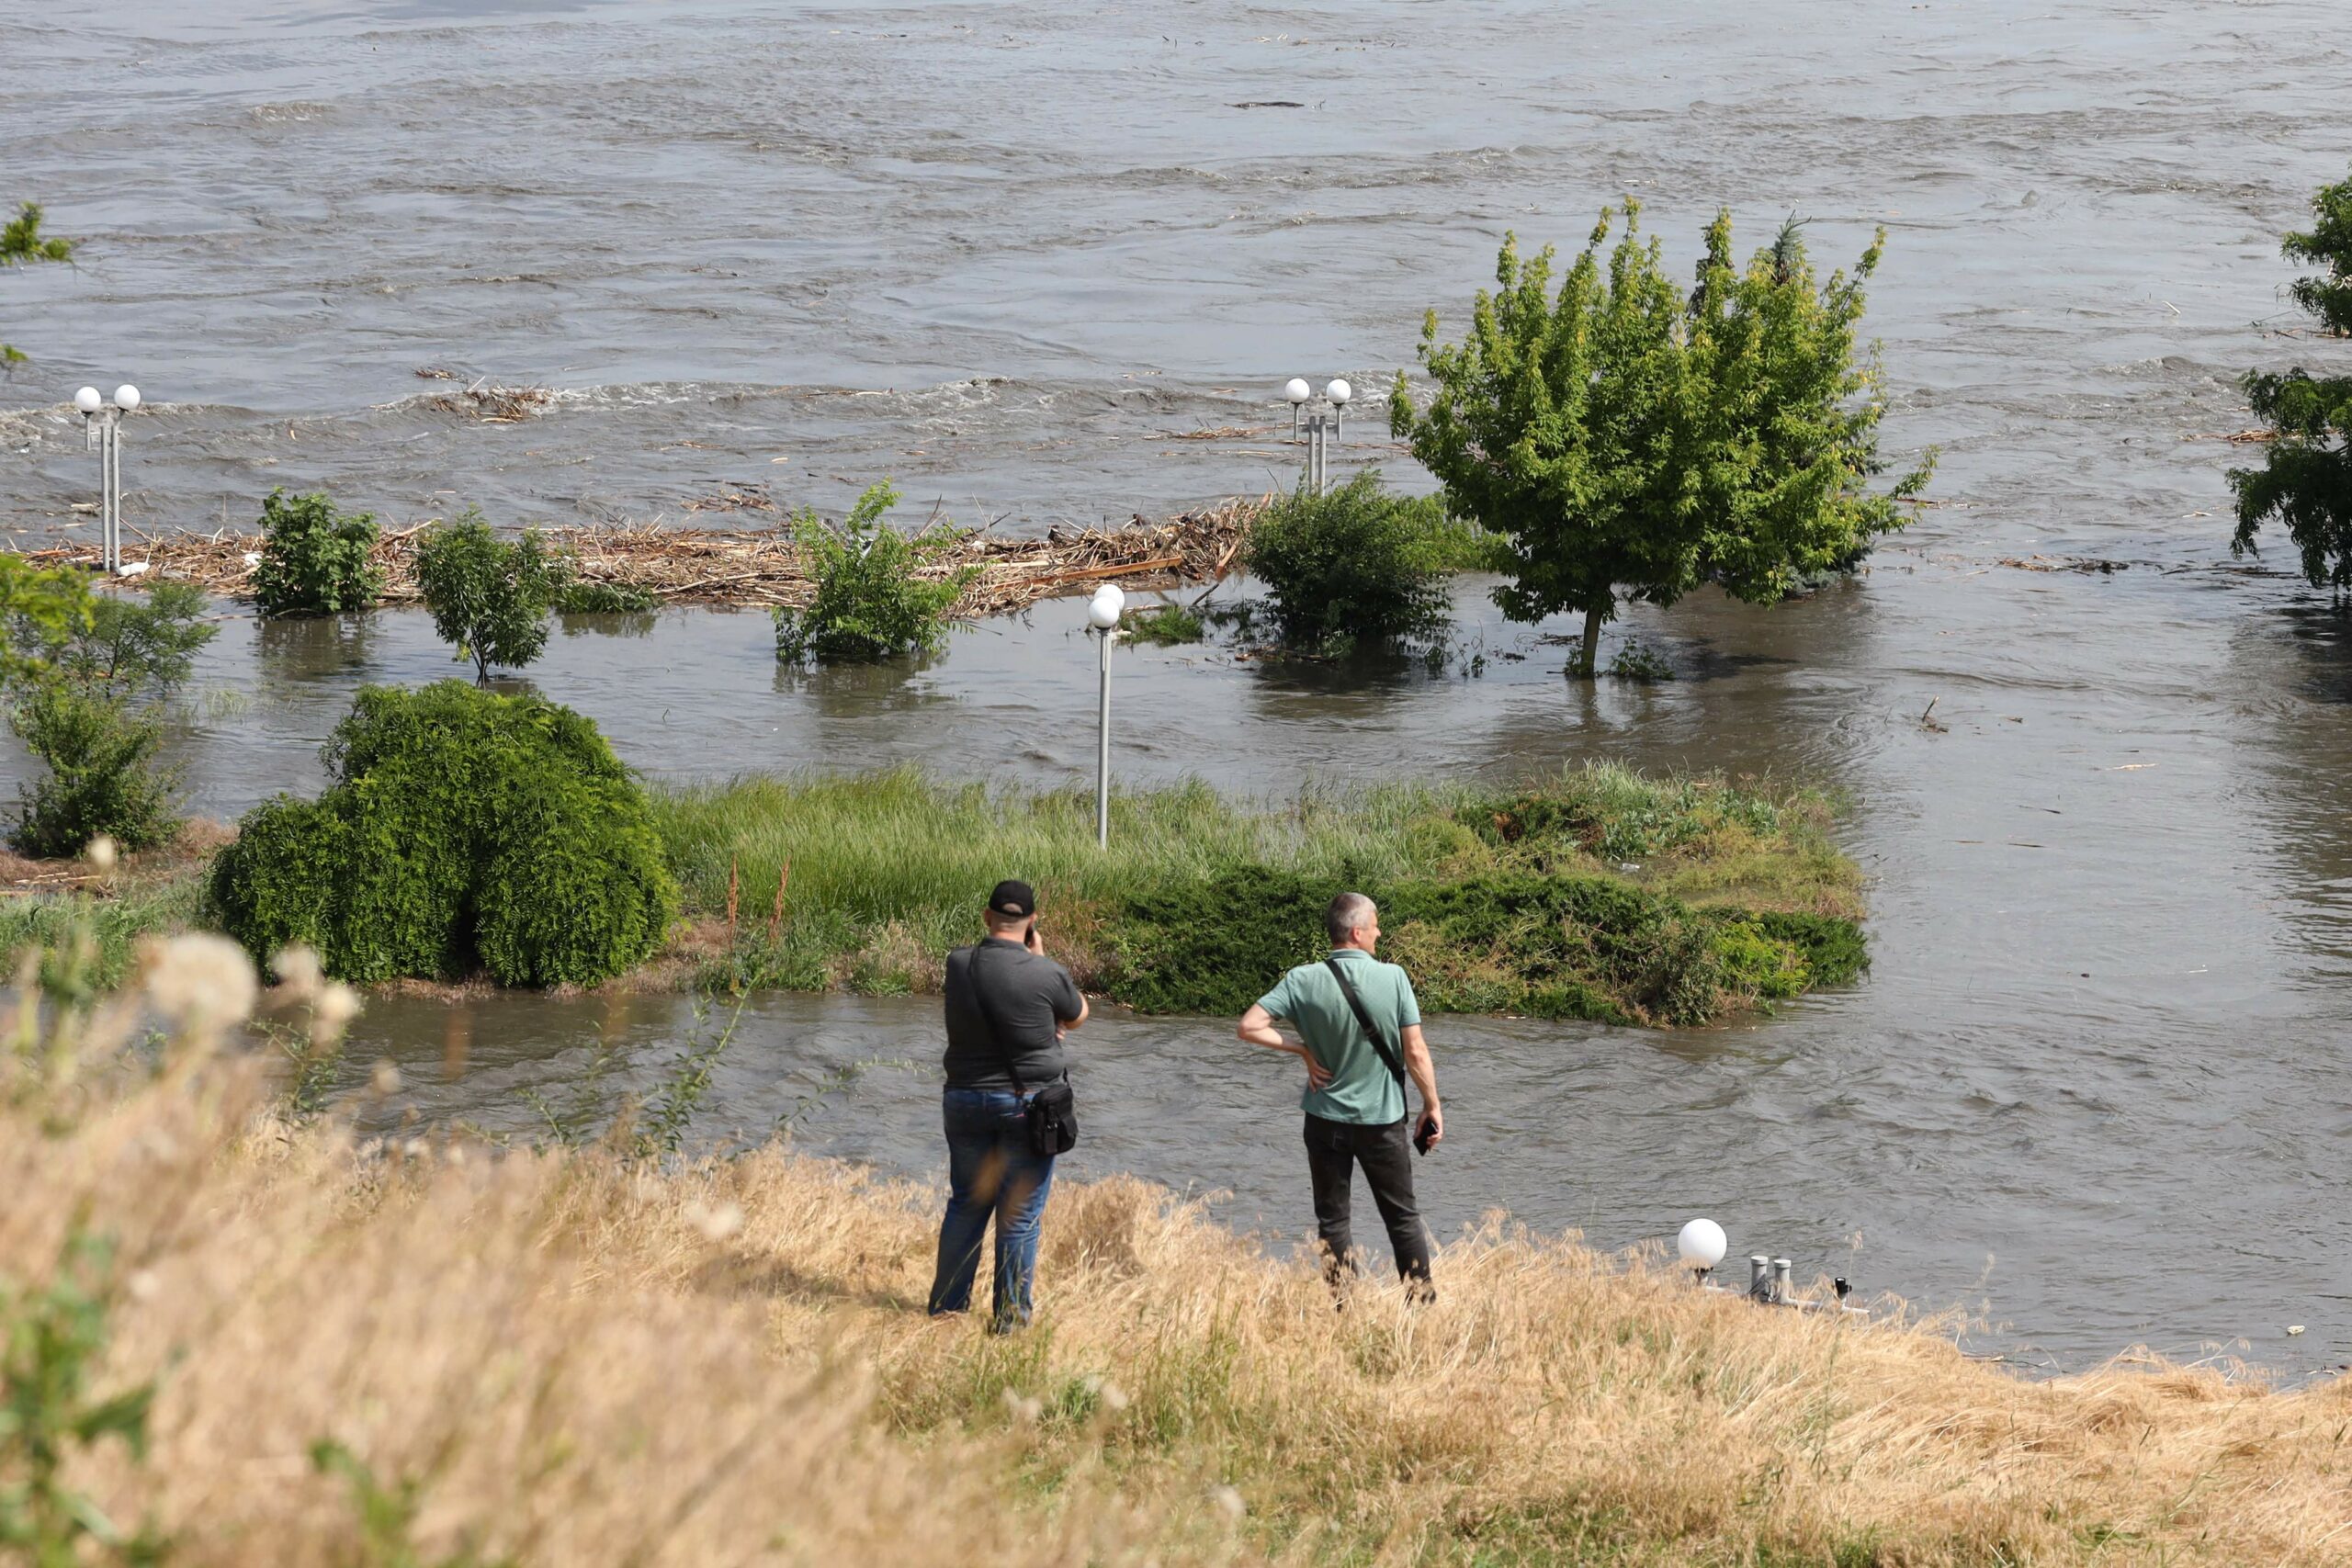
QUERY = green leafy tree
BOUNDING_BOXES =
[5,582,216,857]
[1,203,74,369]
[774,481,975,665]
[1392,202,1928,676]
[2230,164,2352,592]
[253,489,386,617]
[413,511,564,683]
[0,558,92,688]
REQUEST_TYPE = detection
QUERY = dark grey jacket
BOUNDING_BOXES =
[941,936,1084,1090]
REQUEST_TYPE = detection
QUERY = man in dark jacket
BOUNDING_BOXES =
[927,879,1089,1331]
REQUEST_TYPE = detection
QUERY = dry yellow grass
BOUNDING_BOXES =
[5,953,2349,1565]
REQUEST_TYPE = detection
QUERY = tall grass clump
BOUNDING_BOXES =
[654,763,1863,1024]
[5,928,2348,1567]
[1244,470,1507,655]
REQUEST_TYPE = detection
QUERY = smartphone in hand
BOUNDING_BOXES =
[1413,1114,1439,1156]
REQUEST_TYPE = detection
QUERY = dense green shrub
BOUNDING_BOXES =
[1244,470,1498,654]
[1122,603,1206,645]
[413,511,564,682]
[208,682,678,987]
[5,582,216,855]
[1105,865,1859,1027]
[253,490,384,616]
[774,481,976,665]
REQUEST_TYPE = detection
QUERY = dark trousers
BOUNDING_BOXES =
[1304,1111,1433,1294]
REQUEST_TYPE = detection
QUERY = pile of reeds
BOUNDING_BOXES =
[20,497,1263,615]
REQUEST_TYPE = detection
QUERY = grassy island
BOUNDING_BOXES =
[657,763,1866,1026]
[5,996,2343,1568]
[0,763,1864,1026]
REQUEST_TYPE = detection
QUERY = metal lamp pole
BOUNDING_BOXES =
[1282,378,1353,496]
[1085,583,1125,848]
[74,384,141,574]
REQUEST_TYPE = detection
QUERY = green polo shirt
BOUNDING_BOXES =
[1255,949,1420,1126]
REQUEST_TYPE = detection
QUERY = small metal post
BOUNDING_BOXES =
[1093,626,1114,848]
[1771,1258,1793,1304]
[1333,405,1343,445]
[1747,1256,1770,1301]
[1291,402,1303,440]
[108,413,122,573]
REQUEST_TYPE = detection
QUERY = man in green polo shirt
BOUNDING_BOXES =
[1237,891,1443,1295]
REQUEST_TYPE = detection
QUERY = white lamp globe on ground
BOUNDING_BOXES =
[1283,377,1311,405]
[1325,378,1352,405]
[74,387,103,414]
[1677,1217,1728,1272]
[1087,583,1125,630]
[111,385,140,411]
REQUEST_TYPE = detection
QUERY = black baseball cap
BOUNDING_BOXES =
[988,879,1037,918]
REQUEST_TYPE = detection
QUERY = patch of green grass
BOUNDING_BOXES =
[0,872,205,993]
[555,580,661,615]
[652,764,1864,1025]
[1121,603,1206,645]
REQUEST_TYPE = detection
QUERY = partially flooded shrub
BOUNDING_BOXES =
[413,511,563,683]
[1244,470,1497,654]
[773,481,976,666]
[6,582,217,857]
[209,682,678,987]
[253,489,384,617]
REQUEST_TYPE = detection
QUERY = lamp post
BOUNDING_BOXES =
[1283,377,1353,495]
[74,383,140,574]
[1086,583,1125,848]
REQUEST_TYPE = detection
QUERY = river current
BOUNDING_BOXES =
[3,0,2348,1371]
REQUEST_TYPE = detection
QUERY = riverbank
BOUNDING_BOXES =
[8,1005,2346,1567]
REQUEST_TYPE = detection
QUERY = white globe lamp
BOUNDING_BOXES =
[1283,378,1311,405]
[111,384,140,411]
[1325,378,1351,405]
[1677,1217,1728,1279]
[1087,582,1125,630]
[74,387,102,414]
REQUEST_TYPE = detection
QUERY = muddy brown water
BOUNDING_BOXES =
[4,0,2350,1371]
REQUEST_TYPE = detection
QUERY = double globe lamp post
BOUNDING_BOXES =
[74,383,141,575]
[1283,377,1352,495]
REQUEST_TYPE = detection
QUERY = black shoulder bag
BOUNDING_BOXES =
[970,944,1079,1156]
[1324,957,1436,1156]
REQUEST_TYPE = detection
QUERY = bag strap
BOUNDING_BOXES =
[1324,956,1407,1092]
[967,942,1027,1097]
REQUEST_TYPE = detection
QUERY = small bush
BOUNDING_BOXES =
[413,511,565,682]
[556,579,660,615]
[208,682,679,987]
[1244,470,1487,654]
[5,582,216,856]
[774,481,976,665]
[253,489,384,616]
[9,687,178,857]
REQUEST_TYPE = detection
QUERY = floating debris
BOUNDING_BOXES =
[22,497,1265,615]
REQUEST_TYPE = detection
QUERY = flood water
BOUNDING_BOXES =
[4,0,2350,1371]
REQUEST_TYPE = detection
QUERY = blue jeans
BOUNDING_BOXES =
[927,1088,1057,1330]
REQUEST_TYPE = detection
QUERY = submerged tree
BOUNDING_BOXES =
[1391,202,1930,675]
[413,511,564,683]
[2230,164,2352,593]
[1,202,75,369]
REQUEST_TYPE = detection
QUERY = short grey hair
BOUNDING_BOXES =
[1326,891,1376,947]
